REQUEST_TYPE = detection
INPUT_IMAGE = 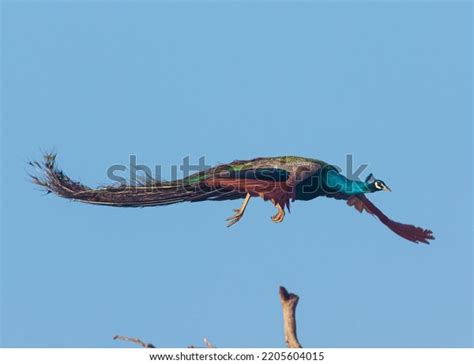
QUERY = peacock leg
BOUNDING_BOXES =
[271,202,285,223]
[226,193,251,227]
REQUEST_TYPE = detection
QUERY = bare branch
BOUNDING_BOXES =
[114,286,304,349]
[113,335,155,348]
[203,337,216,348]
[279,286,302,348]
[188,338,216,348]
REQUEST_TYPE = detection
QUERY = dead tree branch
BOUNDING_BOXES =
[279,286,302,348]
[187,338,217,348]
[203,338,216,348]
[114,286,303,348]
[113,335,155,348]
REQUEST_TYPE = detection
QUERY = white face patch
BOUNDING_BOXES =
[375,181,383,190]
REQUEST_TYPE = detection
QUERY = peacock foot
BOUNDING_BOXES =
[226,193,251,228]
[226,209,245,227]
[271,205,285,223]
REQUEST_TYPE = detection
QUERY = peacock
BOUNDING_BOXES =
[31,153,434,244]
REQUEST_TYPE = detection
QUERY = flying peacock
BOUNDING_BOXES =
[31,153,434,244]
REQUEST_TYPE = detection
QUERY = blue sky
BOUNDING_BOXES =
[1,1,472,348]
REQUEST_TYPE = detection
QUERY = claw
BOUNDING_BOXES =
[271,204,285,223]
[271,211,281,222]
[226,211,243,227]
[226,193,251,228]
[226,210,240,221]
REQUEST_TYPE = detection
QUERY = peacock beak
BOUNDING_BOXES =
[383,185,392,192]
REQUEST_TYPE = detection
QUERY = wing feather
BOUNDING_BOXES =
[346,195,434,244]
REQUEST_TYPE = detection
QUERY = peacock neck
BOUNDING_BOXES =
[324,169,371,195]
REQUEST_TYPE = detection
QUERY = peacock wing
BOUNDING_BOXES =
[348,194,434,244]
[326,192,434,244]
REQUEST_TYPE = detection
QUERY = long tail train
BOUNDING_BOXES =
[30,153,234,207]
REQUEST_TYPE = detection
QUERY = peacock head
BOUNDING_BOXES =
[365,173,391,192]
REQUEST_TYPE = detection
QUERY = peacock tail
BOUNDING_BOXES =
[30,153,244,207]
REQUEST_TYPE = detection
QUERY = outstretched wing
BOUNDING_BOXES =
[328,192,434,244]
[347,194,434,244]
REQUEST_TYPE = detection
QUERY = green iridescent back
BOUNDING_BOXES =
[183,156,331,185]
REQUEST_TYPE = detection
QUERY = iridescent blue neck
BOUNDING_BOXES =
[324,169,371,195]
